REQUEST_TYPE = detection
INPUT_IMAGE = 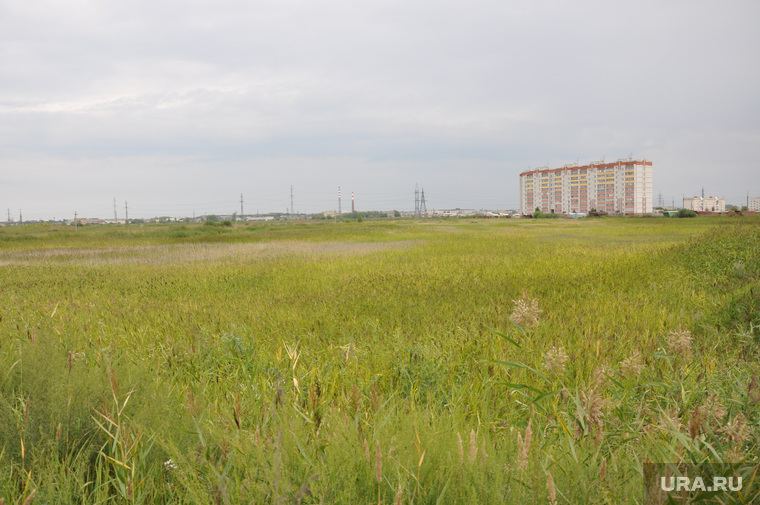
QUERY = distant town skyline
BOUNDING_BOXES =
[2,0,759,220]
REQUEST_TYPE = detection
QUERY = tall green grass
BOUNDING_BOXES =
[0,217,757,503]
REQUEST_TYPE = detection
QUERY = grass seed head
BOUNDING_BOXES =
[702,393,727,427]
[518,422,532,471]
[22,489,36,505]
[457,432,464,466]
[620,351,644,378]
[577,389,607,443]
[510,294,542,328]
[666,327,693,359]
[375,441,382,484]
[593,365,611,388]
[748,375,760,404]
[720,413,750,444]
[547,472,557,505]
[544,346,568,374]
[468,429,478,463]
[724,445,747,464]
[688,406,703,439]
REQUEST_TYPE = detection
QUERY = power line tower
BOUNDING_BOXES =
[290,186,294,218]
[419,188,427,217]
[414,184,420,218]
[240,194,244,218]
[338,186,342,216]
[113,197,117,221]
[125,201,129,224]
[351,191,355,213]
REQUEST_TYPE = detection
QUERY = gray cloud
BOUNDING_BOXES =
[1,0,759,219]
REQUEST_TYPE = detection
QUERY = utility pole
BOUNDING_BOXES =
[74,211,78,232]
[113,197,117,221]
[290,186,294,218]
[125,201,128,224]
[19,209,22,224]
[240,194,244,218]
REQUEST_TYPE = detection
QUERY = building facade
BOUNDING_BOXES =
[683,196,725,213]
[519,159,653,215]
[749,197,760,212]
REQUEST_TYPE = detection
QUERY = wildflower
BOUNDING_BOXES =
[164,459,178,471]
[544,346,568,374]
[666,328,693,359]
[620,351,644,377]
[510,294,542,328]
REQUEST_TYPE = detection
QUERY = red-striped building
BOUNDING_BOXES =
[520,159,653,215]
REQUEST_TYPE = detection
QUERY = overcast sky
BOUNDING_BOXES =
[2,0,759,219]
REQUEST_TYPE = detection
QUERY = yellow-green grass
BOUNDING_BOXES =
[0,216,758,504]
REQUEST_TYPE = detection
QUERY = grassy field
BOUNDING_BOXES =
[1,216,759,504]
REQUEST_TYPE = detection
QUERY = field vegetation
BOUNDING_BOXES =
[0,216,758,504]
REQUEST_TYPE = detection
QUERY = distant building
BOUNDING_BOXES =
[749,197,760,212]
[519,158,653,215]
[683,196,725,213]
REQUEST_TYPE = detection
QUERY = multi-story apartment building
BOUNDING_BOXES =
[683,196,725,213]
[749,197,760,212]
[519,159,653,215]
